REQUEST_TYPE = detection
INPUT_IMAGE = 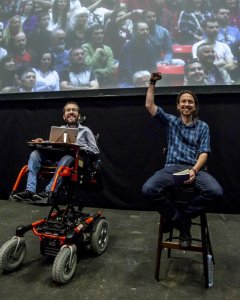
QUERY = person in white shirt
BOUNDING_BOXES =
[192,17,236,72]
[0,23,7,61]
[33,51,60,91]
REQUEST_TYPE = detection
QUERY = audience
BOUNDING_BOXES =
[177,0,212,44]
[197,42,233,85]
[184,58,206,86]
[118,21,157,87]
[33,51,60,91]
[143,10,184,66]
[0,0,239,92]
[192,17,236,72]
[82,24,115,88]
[215,5,240,51]
[60,47,99,90]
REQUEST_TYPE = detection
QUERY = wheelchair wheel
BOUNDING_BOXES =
[0,238,26,272]
[90,218,109,255]
[52,246,77,284]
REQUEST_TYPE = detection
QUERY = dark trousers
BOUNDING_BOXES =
[142,165,223,220]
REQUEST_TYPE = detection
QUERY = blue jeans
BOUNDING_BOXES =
[142,165,223,220]
[26,150,74,193]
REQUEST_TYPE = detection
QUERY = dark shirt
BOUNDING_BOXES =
[27,29,52,55]
[118,37,157,85]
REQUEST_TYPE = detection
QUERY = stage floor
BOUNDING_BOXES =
[0,200,239,300]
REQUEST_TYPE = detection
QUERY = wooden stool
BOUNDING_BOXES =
[155,189,215,288]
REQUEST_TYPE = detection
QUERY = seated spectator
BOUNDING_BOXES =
[231,40,240,83]
[49,29,70,76]
[33,51,60,91]
[132,70,151,87]
[10,32,36,70]
[0,0,18,26]
[3,15,23,51]
[197,42,233,85]
[222,0,240,28]
[143,10,184,66]
[66,7,90,49]
[0,23,8,62]
[11,32,36,69]
[152,0,183,42]
[192,17,236,72]
[60,47,99,90]
[27,12,52,56]
[18,0,38,34]
[32,0,53,16]
[17,67,36,92]
[215,5,240,52]
[51,0,70,32]
[104,8,134,60]
[118,21,157,87]
[184,58,206,86]
[0,54,18,90]
[82,24,115,88]
[177,0,212,45]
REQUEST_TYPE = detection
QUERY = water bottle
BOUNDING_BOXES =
[207,254,213,287]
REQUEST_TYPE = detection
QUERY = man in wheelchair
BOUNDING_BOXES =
[13,101,100,205]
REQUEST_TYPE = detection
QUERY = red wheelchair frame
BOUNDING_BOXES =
[0,142,109,284]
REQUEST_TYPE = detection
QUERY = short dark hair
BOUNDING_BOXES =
[69,47,84,58]
[185,58,202,74]
[87,24,104,39]
[63,101,80,114]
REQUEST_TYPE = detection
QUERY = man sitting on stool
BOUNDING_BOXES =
[142,72,223,249]
[13,101,99,205]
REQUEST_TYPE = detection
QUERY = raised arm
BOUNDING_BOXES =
[145,72,162,117]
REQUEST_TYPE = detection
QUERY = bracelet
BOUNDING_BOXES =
[149,80,156,85]
[192,168,197,175]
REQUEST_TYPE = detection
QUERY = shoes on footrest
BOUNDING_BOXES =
[12,191,33,202]
[31,191,50,206]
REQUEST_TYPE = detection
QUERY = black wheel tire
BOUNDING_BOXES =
[90,218,109,255]
[0,239,26,272]
[52,246,77,284]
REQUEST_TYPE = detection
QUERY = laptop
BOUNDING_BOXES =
[49,126,78,144]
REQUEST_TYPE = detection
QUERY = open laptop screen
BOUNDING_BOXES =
[49,126,78,144]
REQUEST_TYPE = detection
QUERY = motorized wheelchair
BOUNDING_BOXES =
[0,136,109,284]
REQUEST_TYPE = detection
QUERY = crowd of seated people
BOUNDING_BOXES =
[0,0,239,92]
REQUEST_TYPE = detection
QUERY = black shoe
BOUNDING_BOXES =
[176,218,192,249]
[12,191,33,202]
[31,192,50,206]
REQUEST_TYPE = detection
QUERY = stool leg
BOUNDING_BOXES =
[205,218,215,264]
[201,213,210,288]
[167,227,173,258]
[155,214,164,281]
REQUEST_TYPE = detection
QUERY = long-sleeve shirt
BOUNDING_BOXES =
[154,106,210,167]
[81,43,115,84]
[63,123,99,155]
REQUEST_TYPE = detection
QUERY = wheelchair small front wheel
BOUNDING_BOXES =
[0,238,27,272]
[52,245,77,284]
[90,218,109,255]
